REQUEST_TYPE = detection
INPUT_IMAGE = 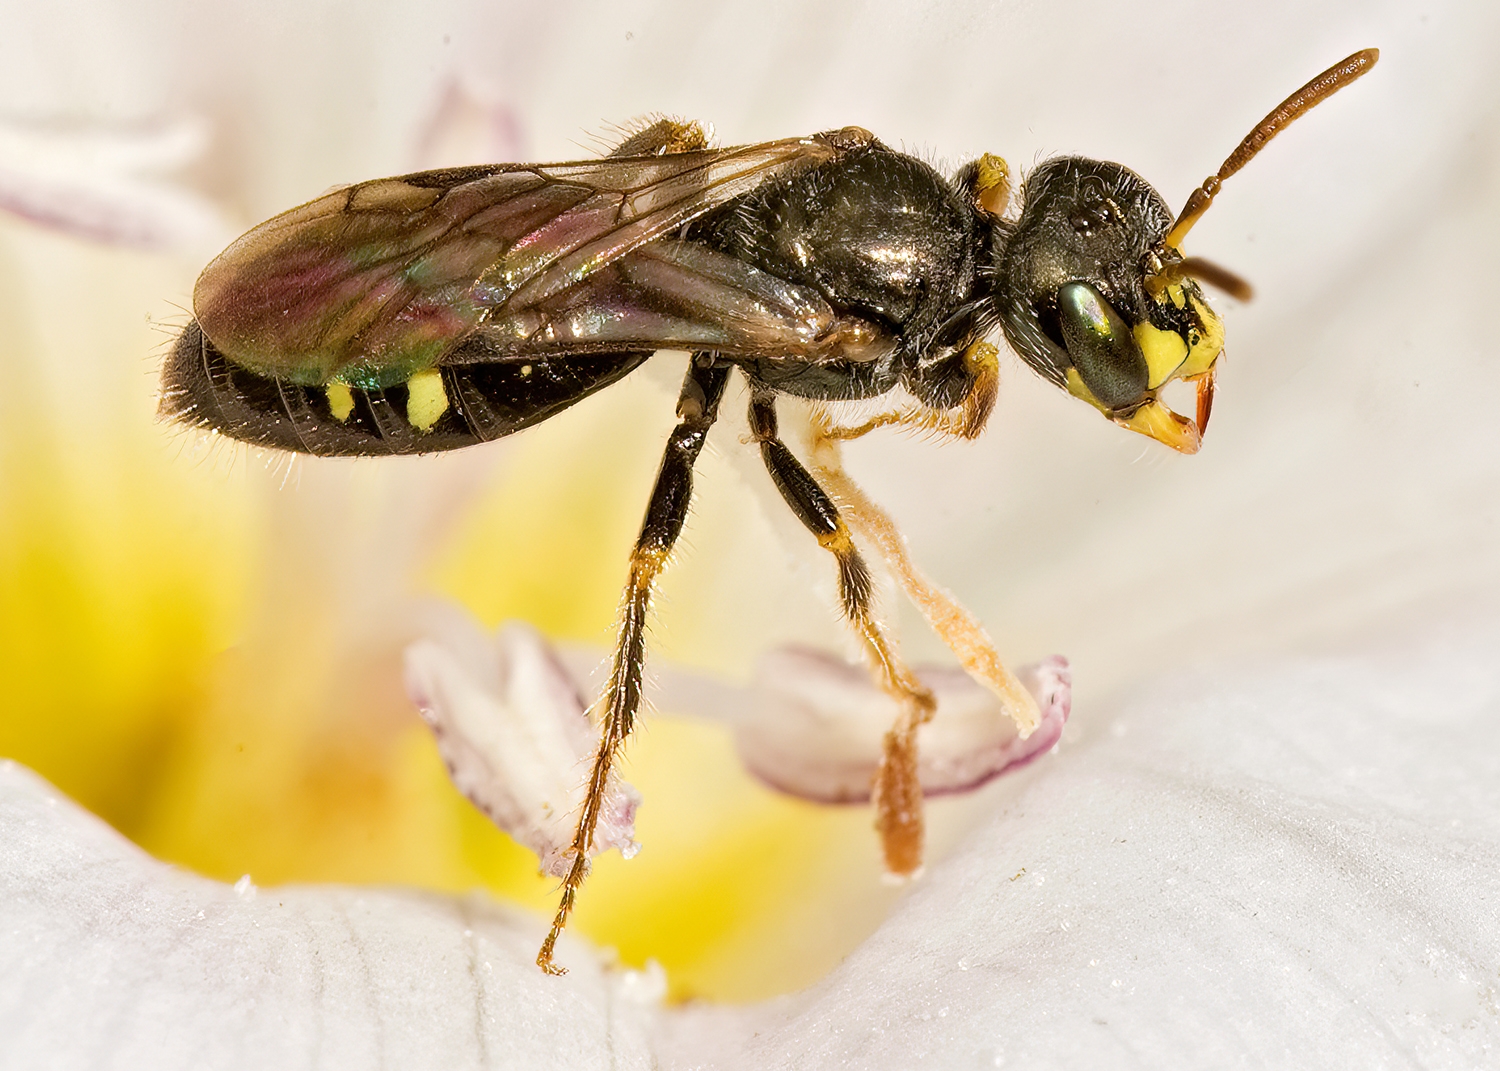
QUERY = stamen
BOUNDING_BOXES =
[734,648,1071,803]
[403,617,642,878]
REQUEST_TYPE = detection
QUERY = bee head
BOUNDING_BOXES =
[986,49,1378,453]
[993,157,1222,454]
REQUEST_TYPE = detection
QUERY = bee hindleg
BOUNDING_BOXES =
[536,354,730,976]
[807,417,1041,737]
[749,393,935,876]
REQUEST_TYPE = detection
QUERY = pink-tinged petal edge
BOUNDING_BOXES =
[734,647,1071,805]
[0,117,231,253]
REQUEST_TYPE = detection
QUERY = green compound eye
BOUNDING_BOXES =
[1056,281,1148,412]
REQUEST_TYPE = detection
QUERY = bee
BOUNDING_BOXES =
[160,49,1378,974]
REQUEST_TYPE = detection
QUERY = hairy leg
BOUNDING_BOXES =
[808,340,1041,737]
[750,392,936,876]
[537,355,730,975]
[821,340,1001,444]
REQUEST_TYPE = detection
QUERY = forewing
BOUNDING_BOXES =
[192,138,840,388]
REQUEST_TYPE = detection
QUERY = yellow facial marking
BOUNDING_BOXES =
[326,381,354,423]
[405,368,449,431]
[1134,322,1189,390]
[1180,293,1225,379]
[1068,366,1202,453]
[1063,368,1108,414]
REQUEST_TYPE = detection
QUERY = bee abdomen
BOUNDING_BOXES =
[159,323,649,457]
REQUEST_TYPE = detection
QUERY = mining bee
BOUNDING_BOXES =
[160,50,1378,974]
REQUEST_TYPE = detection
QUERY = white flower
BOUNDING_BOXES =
[401,610,1068,870]
[6,622,1500,1067]
[0,116,233,255]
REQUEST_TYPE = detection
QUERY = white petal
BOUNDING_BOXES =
[9,625,1500,1067]
[0,760,658,1071]
[413,77,527,170]
[660,623,1500,1068]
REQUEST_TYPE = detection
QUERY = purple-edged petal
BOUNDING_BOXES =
[404,618,640,876]
[734,647,1070,803]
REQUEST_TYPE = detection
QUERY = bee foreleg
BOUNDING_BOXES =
[822,340,1000,443]
[750,392,935,877]
[807,415,1042,737]
[536,354,730,976]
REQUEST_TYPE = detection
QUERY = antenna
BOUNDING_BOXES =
[1164,48,1380,252]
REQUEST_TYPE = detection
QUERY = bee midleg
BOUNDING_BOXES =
[807,415,1042,738]
[748,392,935,876]
[536,353,730,976]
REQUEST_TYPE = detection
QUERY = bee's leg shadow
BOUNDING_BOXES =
[536,353,729,976]
[749,390,935,878]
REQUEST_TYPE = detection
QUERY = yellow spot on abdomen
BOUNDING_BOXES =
[326,381,354,423]
[406,368,449,431]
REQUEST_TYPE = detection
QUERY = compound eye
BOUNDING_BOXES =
[1056,281,1149,411]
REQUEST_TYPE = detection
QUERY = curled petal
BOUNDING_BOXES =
[734,648,1070,803]
[404,618,640,876]
[0,116,233,253]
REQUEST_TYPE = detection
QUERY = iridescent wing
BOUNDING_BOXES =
[469,237,895,367]
[192,134,874,391]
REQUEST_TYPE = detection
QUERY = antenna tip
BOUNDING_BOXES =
[1335,49,1381,89]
